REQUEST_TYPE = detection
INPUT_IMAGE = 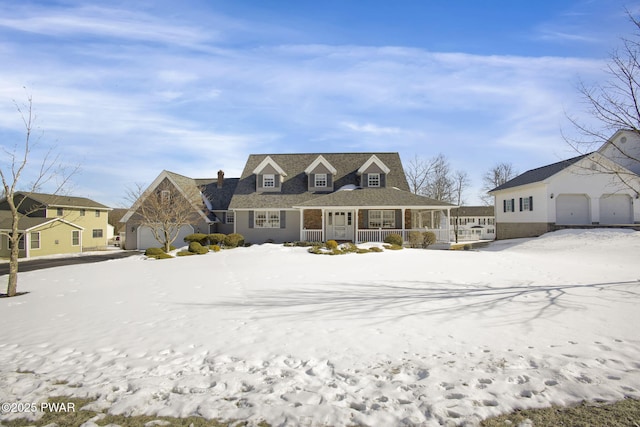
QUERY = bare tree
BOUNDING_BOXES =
[480,162,518,205]
[1,94,77,297]
[451,170,470,243]
[564,11,640,192]
[425,154,454,202]
[126,179,203,252]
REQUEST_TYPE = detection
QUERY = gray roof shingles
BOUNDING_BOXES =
[489,153,591,193]
[229,153,452,209]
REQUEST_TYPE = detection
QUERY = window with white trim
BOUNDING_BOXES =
[56,208,63,216]
[314,173,327,187]
[263,174,275,188]
[72,230,80,246]
[226,211,235,224]
[95,210,101,217]
[255,210,280,228]
[92,229,103,238]
[161,190,171,204]
[369,210,395,228]
[368,173,380,187]
[30,232,40,249]
[504,199,514,212]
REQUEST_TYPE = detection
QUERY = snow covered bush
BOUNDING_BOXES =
[184,233,208,245]
[208,233,226,245]
[188,241,209,254]
[144,247,173,259]
[223,233,244,248]
[384,233,403,246]
[325,240,339,250]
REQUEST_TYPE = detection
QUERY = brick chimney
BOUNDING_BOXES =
[217,170,224,188]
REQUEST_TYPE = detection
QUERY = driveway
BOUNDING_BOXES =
[0,250,141,276]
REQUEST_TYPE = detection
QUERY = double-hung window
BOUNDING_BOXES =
[368,173,380,187]
[255,210,280,228]
[263,174,275,188]
[226,211,235,224]
[30,232,40,249]
[72,230,80,246]
[314,173,327,188]
[92,229,103,238]
[369,210,395,228]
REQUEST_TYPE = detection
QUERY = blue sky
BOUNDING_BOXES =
[0,0,637,207]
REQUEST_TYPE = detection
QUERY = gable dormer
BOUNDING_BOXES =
[304,155,337,192]
[253,156,287,192]
[357,154,391,188]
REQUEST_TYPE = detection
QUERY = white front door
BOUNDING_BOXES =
[327,211,354,241]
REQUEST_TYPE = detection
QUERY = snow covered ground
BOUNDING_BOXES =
[1,229,639,426]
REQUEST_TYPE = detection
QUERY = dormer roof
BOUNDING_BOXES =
[252,155,288,176]
[357,154,390,175]
[304,155,338,175]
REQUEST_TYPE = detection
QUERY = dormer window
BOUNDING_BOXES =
[263,174,276,188]
[367,173,380,187]
[315,173,328,187]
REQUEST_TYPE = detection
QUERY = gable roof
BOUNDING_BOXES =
[357,154,390,175]
[304,155,337,175]
[120,170,211,223]
[252,156,288,176]
[489,153,591,193]
[0,211,83,232]
[9,192,110,210]
[229,153,410,209]
[451,206,495,216]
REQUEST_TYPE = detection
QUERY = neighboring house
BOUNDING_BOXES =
[121,170,238,250]
[124,153,457,249]
[229,153,455,244]
[0,211,84,258]
[450,206,495,241]
[0,192,112,252]
[489,130,640,240]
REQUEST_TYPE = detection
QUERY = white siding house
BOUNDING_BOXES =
[489,132,640,240]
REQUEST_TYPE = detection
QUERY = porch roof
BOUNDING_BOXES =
[293,187,456,209]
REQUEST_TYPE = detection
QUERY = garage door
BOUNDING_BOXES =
[556,194,590,225]
[599,194,633,224]
[137,225,194,250]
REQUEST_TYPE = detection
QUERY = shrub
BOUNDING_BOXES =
[383,233,403,247]
[208,233,226,245]
[368,246,384,252]
[408,231,424,248]
[177,250,195,256]
[325,240,339,250]
[383,244,403,250]
[423,231,437,248]
[308,245,323,254]
[184,233,208,245]
[224,233,244,248]
[144,247,173,259]
[145,247,164,256]
[188,241,209,254]
[209,244,221,252]
[341,242,358,253]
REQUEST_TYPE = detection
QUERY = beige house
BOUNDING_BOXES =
[0,192,111,256]
[0,212,84,258]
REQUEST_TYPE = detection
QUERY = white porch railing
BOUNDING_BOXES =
[303,228,456,243]
[302,229,323,242]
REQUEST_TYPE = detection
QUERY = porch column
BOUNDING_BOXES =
[401,208,406,241]
[299,209,304,241]
[321,209,325,242]
[430,211,434,229]
[446,208,452,242]
[354,209,359,243]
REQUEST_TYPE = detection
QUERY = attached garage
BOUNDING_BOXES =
[599,194,633,224]
[556,194,590,225]
[136,225,194,250]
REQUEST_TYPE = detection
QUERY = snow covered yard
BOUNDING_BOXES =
[1,229,639,426]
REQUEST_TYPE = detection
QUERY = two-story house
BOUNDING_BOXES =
[0,192,112,257]
[123,153,457,249]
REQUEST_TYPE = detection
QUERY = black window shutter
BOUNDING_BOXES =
[503,200,506,213]
[511,199,515,212]
[519,198,523,211]
[249,211,254,228]
[280,210,286,229]
[529,196,533,211]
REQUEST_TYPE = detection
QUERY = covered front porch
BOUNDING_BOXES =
[299,208,453,244]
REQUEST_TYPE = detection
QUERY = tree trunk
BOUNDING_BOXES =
[6,226,20,297]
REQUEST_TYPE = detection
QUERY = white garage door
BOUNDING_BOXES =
[137,225,194,250]
[556,194,590,225]
[599,194,633,224]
